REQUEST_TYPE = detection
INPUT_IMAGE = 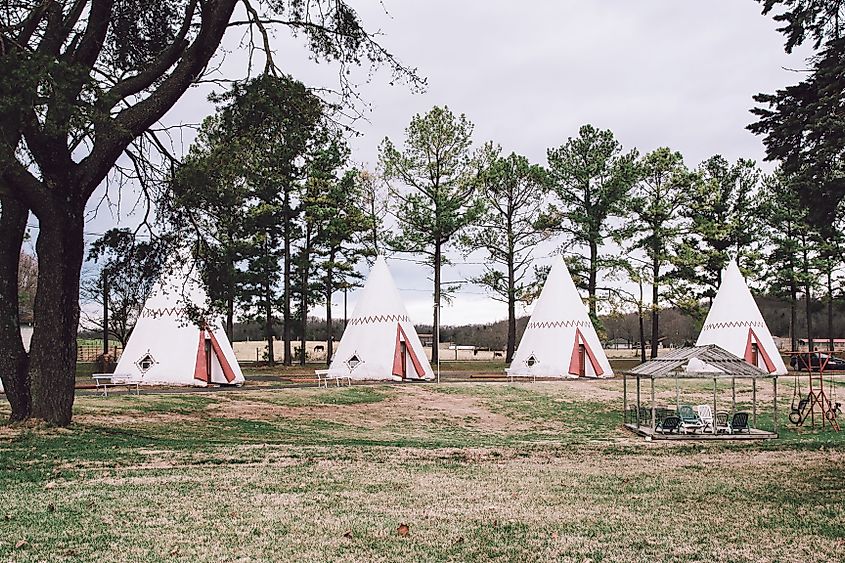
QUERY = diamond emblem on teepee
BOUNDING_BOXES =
[135,351,156,374]
[526,354,538,367]
[346,353,362,370]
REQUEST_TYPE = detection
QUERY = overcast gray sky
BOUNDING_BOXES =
[81,0,805,327]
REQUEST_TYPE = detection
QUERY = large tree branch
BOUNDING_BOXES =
[77,0,239,194]
[98,0,199,111]
[0,158,53,217]
[68,0,113,67]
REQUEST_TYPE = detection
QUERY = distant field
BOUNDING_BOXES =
[1,379,843,561]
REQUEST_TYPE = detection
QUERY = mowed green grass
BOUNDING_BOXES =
[1,381,844,562]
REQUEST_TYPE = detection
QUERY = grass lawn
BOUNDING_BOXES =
[1,379,844,561]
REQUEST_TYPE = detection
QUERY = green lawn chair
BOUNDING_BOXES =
[678,404,703,434]
[656,415,681,434]
[729,412,751,434]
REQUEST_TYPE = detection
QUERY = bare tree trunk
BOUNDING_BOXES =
[588,238,598,318]
[432,241,441,365]
[506,255,516,364]
[325,250,335,367]
[299,232,310,367]
[828,264,834,352]
[102,272,109,356]
[651,257,659,359]
[638,276,647,363]
[803,238,814,352]
[0,196,31,421]
[283,191,292,366]
[789,260,798,352]
[29,208,85,426]
[226,294,234,343]
[264,278,275,365]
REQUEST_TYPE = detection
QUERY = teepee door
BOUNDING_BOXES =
[204,337,213,381]
[393,324,425,379]
[399,340,408,379]
[569,328,604,377]
[578,344,586,376]
[745,328,776,373]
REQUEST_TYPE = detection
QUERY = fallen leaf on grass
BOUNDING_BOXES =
[343,530,353,539]
[397,523,410,537]
[15,540,28,549]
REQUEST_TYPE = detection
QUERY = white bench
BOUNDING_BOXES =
[92,373,141,397]
[505,369,536,383]
[314,370,351,388]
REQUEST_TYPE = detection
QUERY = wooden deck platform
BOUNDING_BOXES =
[624,423,778,440]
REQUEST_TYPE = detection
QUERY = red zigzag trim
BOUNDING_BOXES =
[702,320,765,331]
[527,320,592,330]
[348,314,410,326]
[141,307,186,318]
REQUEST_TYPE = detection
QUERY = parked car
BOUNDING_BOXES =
[790,352,845,371]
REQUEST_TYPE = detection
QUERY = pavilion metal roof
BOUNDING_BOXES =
[622,344,771,378]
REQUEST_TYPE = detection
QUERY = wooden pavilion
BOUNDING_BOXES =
[622,345,779,440]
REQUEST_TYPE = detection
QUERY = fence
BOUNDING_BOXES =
[77,344,123,362]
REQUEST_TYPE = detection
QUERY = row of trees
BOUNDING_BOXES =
[87,103,842,373]
[377,110,773,363]
[381,109,845,364]
[162,74,378,367]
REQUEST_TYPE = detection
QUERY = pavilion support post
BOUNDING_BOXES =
[650,377,656,431]
[636,376,641,428]
[713,378,718,435]
[731,377,736,413]
[623,372,628,424]
[773,376,778,435]
[675,375,680,414]
[752,377,757,428]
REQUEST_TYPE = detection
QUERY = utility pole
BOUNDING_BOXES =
[432,279,467,384]
[102,269,109,356]
[434,302,440,383]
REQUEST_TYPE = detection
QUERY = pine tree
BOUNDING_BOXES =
[540,125,638,318]
[460,146,547,363]
[380,106,484,363]
[623,148,692,358]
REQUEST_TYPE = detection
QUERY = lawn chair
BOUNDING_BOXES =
[729,412,750,434]
[678,404,703,434]
[656,415,681,434]
[696,404,714,432]
[715,411,730,434]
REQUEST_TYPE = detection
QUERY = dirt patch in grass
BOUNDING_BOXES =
[205,386,524,432]
[73,412,197,426]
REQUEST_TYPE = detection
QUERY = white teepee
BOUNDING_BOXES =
[1,326,32,393]
[696,260,787,375]
[327,256,434,381]
[114,262,245,387]
[508,257,612,378]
